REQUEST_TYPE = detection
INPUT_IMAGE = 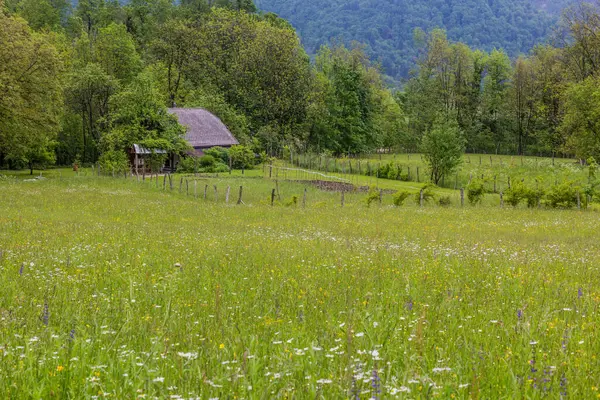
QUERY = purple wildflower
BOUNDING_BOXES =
[41,302,49,326]
[371,365,381,400]
[542,366,552,393]
[19,263,24,276]
[560,373,567,398]
[561,329,569,352]
[517,309,523,320]
[405,299,413,311]
[529,342,538,388]
[578,287,583,299]
[351,375,360,400]
[69,329,75,341]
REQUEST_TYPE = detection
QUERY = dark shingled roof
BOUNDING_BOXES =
[168,108,239,148]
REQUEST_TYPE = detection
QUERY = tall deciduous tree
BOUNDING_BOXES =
[0,10,64,172]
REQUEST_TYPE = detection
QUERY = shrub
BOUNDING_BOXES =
[285,196,298,207]
[438,195,452,207]
[524,187,545,208]
[199,155,216,168]
[414,183,436,205]
[365,186,380,207]
[176,157,197,173]
[204,147,229,165]
[504,182,526,207]
[466,179,485,205]
[229,145,255,169]
[393,191,410,206]
[98,150,129,174]
[546,183,578,208]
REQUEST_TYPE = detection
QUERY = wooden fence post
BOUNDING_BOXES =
[186,180,189,196]
[420,189,424,207]
[169,174,173,190]
[269,164,273,178]
[460,188,465,207]
[271,188,276,206]
[214,185,218,202]
[494,176,497,193]
[577,191,581,210]
[416,167,420,182]
[226,186,231,203]
[204,184,208,199]
[194,180,197,198]
[379,190,383,206]
[500,191,504,208]
[163,174,167,190]
[237,186,243,205]
[302,188,307,208]
[179,177,183,193]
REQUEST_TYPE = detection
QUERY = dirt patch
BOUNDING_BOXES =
[301,180,396,194]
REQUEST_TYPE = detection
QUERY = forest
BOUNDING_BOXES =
[2,0,600,172]
[256,0,575,80]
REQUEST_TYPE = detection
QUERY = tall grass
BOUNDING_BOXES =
[0,173,599,398]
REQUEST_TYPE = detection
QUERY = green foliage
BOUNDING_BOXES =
[204,147,229,165]
[392,191,410,207]
[98,150,129,174]
[421,119,465,185]
[505,181,545,208]
[199,155,216,168]
[546,183,579,209]
[102,69,188,156]
[438,195,452,207]
[176,157,198,173]
[257,0,559,80]
[504,181,527,207]
[365,185,380,207]
[414,183,437,204]
[228,145,255,169]
[466,179,485,205]
[178,154,229,173]
[285,195,298,207]
[0,11,63,171]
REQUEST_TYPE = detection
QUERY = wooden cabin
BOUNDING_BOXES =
[130,108,238,173]
[168,108,239,168]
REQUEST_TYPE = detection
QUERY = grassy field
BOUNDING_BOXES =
[1,169,599,398]
[294,153,589,192]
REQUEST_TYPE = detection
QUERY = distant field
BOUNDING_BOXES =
[0,172,599,398]
[294,153,587,192]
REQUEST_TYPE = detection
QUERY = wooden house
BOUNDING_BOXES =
[131,108,238,172]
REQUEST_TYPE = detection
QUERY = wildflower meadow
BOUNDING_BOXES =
[0,168,599,399]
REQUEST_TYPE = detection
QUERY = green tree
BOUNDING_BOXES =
[421,118,465,185]
[0,11,64,172]
[95,23,142,84]
[65,62,118,163]
[102,69,188,157]
[481,49,512,153]
[560,77,600,160]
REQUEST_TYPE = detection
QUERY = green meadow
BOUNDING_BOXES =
[1,165,599,399]
[294,153,589,192]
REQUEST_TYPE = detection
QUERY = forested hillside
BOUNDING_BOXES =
[255,0,573,79]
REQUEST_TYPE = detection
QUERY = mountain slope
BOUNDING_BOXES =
[255,0,571,79]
